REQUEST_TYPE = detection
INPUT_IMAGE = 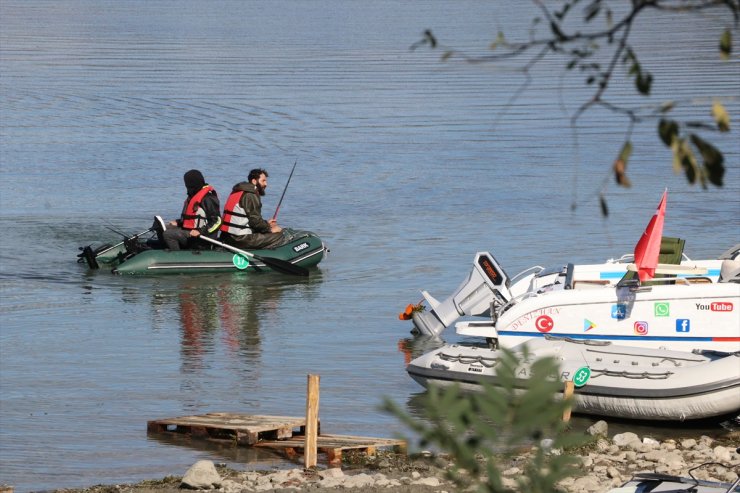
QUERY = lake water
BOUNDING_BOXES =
[1,1,739,491]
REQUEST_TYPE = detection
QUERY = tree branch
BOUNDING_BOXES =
[413,0,736,212]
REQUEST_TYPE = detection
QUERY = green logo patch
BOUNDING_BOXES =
[573,366,591,387]
[233,254,250,270]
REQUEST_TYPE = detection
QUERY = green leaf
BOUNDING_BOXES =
[622,48,652,95]
[720,28,732,60]
[584,1,601,21]
[690,134,725,187]
[635,71,652,95]
[712,101,731,132]
[659,101,675,113]
[554,2,571,21]
[622,47,635,65]
[599,194,609,217]
[613,141,633,188]
[670,138,683,175]
[658,119,679,146]
[682,141,699,185]
[676,138,700,185]
[489,31,506,50]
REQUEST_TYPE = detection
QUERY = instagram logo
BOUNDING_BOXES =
[634,321,649,335]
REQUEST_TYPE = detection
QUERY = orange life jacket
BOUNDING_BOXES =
[181,185,214,230]
[219,190,252,235]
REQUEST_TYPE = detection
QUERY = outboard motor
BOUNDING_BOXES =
[411,252,513,337]
[77,244,111,269]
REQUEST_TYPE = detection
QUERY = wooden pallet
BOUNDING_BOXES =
[147,413,407,465]
[146,413,313,445]
[255,433,407,466]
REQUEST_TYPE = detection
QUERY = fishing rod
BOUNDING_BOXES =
[272,159,298,221]
[105,225,130,237]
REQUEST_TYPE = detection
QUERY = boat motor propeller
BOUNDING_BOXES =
[78,245,102,269]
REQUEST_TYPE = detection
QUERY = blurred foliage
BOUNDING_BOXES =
[383,345,590,492]
[412,0,738,215]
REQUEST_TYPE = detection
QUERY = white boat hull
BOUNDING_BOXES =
[407,338,740,421]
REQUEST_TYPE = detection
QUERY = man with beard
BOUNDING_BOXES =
[219,168,286,249]
[154,169,222,250]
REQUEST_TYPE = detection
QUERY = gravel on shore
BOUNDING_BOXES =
[18,425,740,493]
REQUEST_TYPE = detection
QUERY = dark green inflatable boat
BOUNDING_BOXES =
[78,228,328,276]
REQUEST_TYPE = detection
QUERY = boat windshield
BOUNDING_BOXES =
[534,264,566,278]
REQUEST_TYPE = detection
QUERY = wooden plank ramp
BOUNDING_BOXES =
[255,433,407,466]
[146,413,312,445]
[146,413,406,465]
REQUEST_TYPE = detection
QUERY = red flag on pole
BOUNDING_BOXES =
[633,190,667,282]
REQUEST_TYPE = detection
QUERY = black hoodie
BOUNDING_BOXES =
[178,169,221,236]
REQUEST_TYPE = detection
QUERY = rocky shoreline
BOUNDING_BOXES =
[34,424,740,493]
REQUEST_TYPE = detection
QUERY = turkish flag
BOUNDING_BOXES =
[634,190,667,282]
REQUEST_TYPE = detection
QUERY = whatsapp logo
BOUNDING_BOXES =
[654,302,670,317]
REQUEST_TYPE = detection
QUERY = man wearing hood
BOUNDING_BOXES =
[219,168,286,249]
[155,169,222,250]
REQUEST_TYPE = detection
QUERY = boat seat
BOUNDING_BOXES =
[573,280,611,289]
[718,259,740,283]
[618,236,685,286]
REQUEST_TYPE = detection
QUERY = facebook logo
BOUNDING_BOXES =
[676,319,690,333]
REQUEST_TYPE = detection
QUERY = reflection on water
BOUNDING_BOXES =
[144,274,318,376]
[145,432,291,470]
[173,278,290,372]
[397,335,446,367]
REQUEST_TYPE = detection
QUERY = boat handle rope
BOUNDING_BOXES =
[544,335,612,346]
[437,353,677,379]
[584,348,707,365]
[438,352,501,368]
[589,368,674,379]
